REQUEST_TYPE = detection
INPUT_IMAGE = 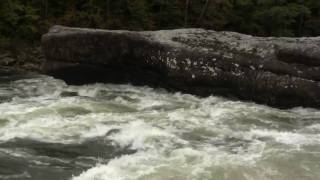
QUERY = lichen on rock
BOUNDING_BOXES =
[42,25,320,108]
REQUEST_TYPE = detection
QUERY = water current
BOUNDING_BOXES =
[0,74,319,180]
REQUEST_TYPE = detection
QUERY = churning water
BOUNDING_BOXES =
[0,74,319,180]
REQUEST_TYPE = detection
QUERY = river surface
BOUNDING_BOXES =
[0,74,319,180]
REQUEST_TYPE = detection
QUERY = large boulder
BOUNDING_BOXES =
[42,25,320,108]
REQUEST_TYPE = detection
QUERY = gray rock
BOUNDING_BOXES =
[0,57,16,66]
[42,25,320,108]
[0,52,10,59]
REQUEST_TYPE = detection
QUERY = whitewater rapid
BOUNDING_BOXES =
[0,74,319,180]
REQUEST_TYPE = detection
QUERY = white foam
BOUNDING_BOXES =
[249,129,320,146]
[1,75,320,180]
[108,120,177,150]
[73,140,266,180]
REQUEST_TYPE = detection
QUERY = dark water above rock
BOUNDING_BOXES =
[0,74,319,180]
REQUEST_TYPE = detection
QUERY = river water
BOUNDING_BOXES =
[0,74,319,180]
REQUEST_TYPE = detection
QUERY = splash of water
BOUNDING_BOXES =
[0,74,319,180]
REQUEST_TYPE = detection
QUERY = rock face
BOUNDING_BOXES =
[42,25,320,108]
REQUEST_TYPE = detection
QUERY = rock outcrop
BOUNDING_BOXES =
[42,25,320,108]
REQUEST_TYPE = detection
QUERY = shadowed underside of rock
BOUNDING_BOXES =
[42,25,320,108]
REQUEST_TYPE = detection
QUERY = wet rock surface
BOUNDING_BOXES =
[42,25,320,108]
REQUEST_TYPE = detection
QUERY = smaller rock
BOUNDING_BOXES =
[0,57,16,66]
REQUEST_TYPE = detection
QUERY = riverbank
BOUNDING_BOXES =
[0,39,44,73]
